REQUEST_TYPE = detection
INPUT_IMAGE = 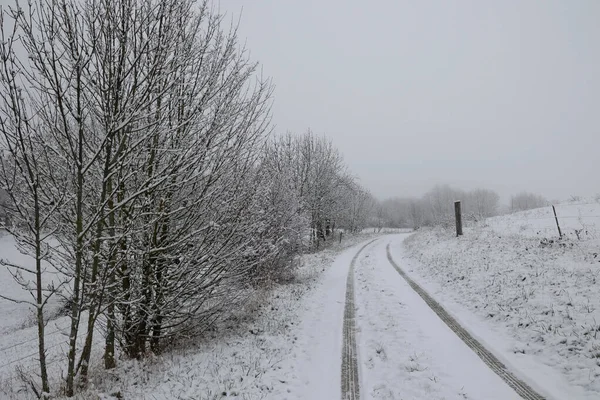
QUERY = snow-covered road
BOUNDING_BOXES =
[294,235,542,399]
[283,239,376,399]
[354,236,523,399]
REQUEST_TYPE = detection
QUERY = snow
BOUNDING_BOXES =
[282,237,362,399]
[355,237,521,399]
[487,202,600,239]
[57,234,381,400]
[0,232,66,335]
[5,208,598,399]
[0,311,101,399]
[79,232,530,399]
[0,232,104,399]
[0,232,40,335]
[401,203,600,399]
[0,230,382,399]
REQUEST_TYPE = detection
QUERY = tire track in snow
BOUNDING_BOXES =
[386,243,546,400]
[341,239,378,400]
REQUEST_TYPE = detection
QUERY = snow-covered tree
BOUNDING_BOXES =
[510,192,548,212]
[465,188,500,220]
[265,131,371,249]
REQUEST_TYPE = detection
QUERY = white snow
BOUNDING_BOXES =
[61,234,381,400]
[282,238,363,399]
[0,232,74,395]
[5,210,598,399]
[355,237,521,400]
[0,233,66,335]
[401,202,600,399]
[0,232,105,398]
[78,231,555,400]
[0,233,41,335]
[487,202,600,239]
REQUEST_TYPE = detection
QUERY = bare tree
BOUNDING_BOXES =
[0,12,71,393]
[265,131,369,249]
[339,183,374,233]
[379,186,499,229]
[0,182,10,227]
[465,188,500,220]
[422,184,466,226]
[510,192,548,212]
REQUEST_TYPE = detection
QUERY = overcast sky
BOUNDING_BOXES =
[220,0,599,202]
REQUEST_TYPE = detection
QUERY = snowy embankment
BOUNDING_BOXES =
[400,202,600,399]
[487,202,600,239]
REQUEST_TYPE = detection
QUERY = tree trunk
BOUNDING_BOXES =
[34,190,50,394]
[66,78,85,398]
[104,175,117,369]
[151,212,170,353]
[79,128,115,382]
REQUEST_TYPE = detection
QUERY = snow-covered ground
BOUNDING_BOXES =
[0,232,83,398]
[0,312,100,399]
[401,202,600,399]
[0,233,66,335]
[76,232,552,400]
[0,228,384,399]
[81,232,534,400]
[361,228,413,234]
[355,237,521,399]
[487,202,600,239]
[48,234,378,400]
[5,208,598,399]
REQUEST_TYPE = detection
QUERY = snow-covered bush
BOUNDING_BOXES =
[263,132,373,251]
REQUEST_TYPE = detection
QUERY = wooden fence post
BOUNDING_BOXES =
[455,201,463,237]
[552,205,562,239]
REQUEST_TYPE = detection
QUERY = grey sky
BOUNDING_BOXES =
[220,0,600,202]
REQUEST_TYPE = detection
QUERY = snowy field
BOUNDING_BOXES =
[361,228,414,234]
[78,234,531,400]
[402,202,600,399]
[487,202,600,239]
[78,234,382,400]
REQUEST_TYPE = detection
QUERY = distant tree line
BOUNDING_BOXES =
[0,0,373,397]
[509,192,549,212]
[376,185,549,230]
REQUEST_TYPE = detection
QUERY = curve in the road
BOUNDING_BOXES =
[386,243,546,400]
[341,238,378,400]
